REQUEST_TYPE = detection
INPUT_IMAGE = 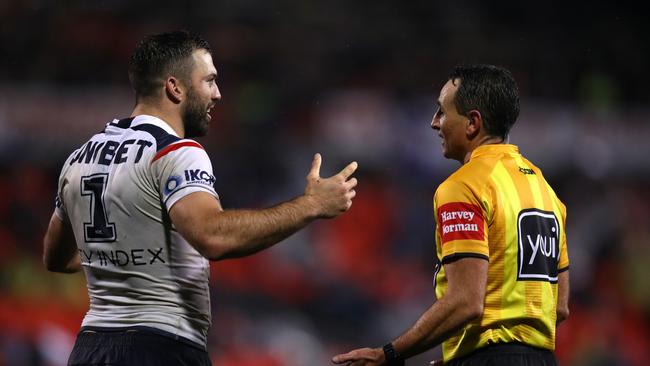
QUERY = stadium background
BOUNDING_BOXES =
[1,1,649,365]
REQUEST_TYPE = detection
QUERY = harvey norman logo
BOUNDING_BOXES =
[517,209,560,282]
[438,202,484,243]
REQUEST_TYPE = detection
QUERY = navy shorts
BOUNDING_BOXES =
[67,327,211,366]
[446,343,558,366]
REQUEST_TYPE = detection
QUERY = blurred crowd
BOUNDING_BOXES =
[1,1,649,365]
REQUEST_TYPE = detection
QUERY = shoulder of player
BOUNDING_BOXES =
[126,122,206,162]
[152,139,206,163]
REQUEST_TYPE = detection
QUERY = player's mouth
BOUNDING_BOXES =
[206,105,214,121]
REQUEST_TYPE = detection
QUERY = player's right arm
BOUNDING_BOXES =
[169,153,358,260]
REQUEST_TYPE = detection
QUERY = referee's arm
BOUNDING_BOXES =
[389,257,488,358]
[556,270,570,324]
[332,256,488,364]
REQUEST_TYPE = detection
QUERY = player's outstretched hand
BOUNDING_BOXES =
[304,153,358,218]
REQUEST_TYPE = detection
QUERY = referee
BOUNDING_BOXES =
[333,64,569,366]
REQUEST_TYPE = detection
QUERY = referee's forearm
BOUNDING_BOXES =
[392,292,482,359]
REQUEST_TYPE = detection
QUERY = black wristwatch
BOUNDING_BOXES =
[382,343,405,366]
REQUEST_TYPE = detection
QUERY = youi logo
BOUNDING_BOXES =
[517,209,561,283]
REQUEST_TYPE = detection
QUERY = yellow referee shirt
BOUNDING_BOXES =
[433,144,569,362]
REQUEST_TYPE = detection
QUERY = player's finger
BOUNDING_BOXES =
[337,161,358,180]
[345,177,358,189]
[309,153,322,179]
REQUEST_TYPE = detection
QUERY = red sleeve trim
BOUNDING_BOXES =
[152,141,204,162]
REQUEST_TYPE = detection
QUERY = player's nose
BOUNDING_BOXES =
[213,85,222,101]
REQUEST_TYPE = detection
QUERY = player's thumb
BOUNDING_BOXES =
[309,153,322,179]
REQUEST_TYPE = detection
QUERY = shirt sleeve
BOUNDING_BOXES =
[54,192,68,221]
[152,140,219,212]
[434,179,489,264]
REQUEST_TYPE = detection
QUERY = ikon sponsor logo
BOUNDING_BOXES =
[164,175,183,195]
[184,169,216,185]
[517,209,560,282]
[438,202,484,244]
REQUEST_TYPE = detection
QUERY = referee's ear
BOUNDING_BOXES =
[465,109,482,138]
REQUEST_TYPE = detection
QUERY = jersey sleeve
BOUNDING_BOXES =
[54,190,68,221]
[152,140,219,212]
[434,179,489,264]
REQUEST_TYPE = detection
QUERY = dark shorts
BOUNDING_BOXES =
[67,327,211,366]
[446,343,558,366]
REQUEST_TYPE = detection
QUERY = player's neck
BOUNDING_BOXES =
[131,102,185,138]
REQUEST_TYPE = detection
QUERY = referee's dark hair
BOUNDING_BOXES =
[449,64,520,140]
[128,30,211,101]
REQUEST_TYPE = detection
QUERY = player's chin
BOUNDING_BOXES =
[201,121,210,135]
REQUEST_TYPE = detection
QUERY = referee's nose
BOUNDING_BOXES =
[431,113,441,130]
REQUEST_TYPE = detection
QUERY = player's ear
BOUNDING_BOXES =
[165,76,184,104]
[466,109,482,137]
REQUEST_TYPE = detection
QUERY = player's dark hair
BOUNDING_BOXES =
[449,64,520,139]
[128,30,211,100]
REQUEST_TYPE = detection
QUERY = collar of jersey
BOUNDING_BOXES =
[130,115,179,137]
[470,144,519,160]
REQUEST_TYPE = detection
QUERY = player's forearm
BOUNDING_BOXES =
[203,195,319,260]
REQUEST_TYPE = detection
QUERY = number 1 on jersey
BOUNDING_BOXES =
[81,173,117,242]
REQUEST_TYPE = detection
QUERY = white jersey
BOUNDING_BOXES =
[54,115,218,349]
